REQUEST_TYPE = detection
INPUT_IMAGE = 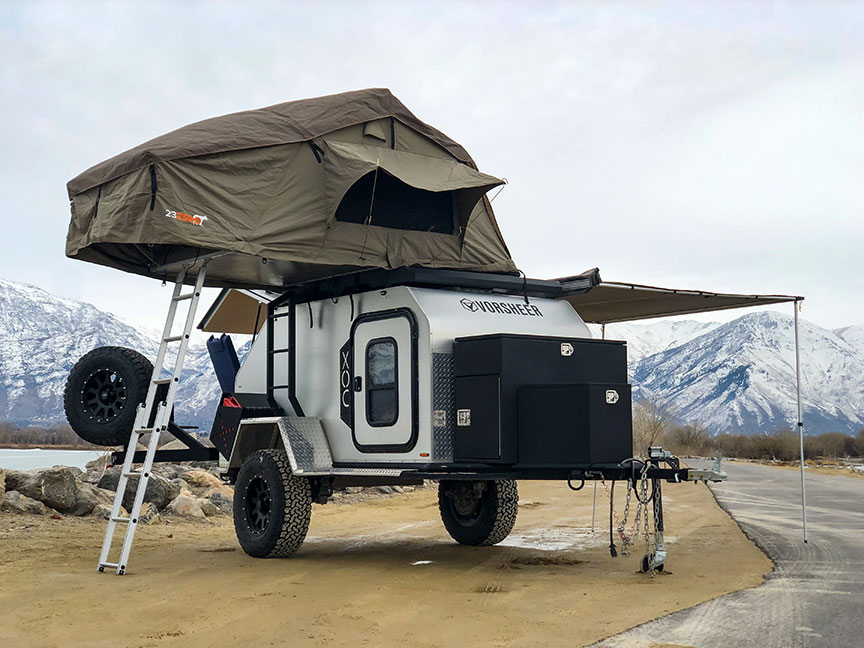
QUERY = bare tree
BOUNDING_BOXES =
[668,422,709,454]
[632,397,675,455]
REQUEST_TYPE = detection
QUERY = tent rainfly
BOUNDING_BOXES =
[65,88,515,289]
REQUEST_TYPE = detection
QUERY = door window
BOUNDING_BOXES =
[366,338,398,426]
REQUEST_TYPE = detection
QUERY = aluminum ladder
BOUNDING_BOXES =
[97,263,208,575]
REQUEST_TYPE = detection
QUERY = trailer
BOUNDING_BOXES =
[62,89,801,575]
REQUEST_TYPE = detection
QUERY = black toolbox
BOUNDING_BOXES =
[452,334,632,466]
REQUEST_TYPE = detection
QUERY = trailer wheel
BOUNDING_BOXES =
[438,479,518,546]
[234,449,311,558]
[63,346,153,447]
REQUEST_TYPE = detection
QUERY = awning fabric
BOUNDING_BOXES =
[559,279,803,324]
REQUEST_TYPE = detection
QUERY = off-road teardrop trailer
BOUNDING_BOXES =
[62,89,801,576]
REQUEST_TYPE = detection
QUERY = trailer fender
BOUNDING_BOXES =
[228,416,333,476]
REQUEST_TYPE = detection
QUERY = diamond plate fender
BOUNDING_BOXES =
[229,416,333,475]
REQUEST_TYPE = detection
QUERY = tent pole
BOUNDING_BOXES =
[794,300,808,543]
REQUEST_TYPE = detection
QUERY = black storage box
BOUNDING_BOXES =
[453,334,632,466]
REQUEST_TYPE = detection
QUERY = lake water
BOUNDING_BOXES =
[0,448,107,471]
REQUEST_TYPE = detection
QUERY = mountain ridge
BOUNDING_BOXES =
[1,277,861,435]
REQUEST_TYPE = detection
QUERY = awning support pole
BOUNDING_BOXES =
[794,300,808,543]
[591,323,606,532]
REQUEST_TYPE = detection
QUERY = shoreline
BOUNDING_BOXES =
[0,444,102,451]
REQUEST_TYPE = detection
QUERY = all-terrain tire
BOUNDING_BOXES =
[234,449,312,558]
[438,479,518,546]
[64,346,153,447]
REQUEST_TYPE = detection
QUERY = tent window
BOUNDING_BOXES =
[335,170,455,234]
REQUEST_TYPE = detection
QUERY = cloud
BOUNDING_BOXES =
[0,1,861,328]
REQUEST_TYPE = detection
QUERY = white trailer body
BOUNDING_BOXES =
[233,286,591,467]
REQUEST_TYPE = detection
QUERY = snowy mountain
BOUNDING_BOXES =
[0,276,862,436]
[624,312,864,434]
[0,277,231,431]
[590,320,721,364]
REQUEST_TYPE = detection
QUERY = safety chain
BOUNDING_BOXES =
[619,461,654,567]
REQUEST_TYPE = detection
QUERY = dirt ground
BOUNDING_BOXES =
[0,480,770,648]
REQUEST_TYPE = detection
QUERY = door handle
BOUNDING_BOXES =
[353,376,362,392]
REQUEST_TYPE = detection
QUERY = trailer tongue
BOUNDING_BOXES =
[63,89,793,577]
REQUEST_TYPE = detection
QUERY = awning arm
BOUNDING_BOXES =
[794,299,808,543]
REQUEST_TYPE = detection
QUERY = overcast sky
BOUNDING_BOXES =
[1,1,862,330]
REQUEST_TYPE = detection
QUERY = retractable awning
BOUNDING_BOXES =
[557,276,802,324]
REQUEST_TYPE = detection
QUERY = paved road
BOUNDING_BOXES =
[594,461,864,648]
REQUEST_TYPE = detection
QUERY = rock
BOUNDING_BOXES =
[166,494,206,519]
[209,491,233,514]
[345,486,363,494]
[68,483,115,517]
[197,497,220,517]
[402,486,415,493]
[181,469,224,491]
[98,469,181,511]
[392,485,405,494]
[152,464,191,481]
[82,455,111,484]
[138,502,161,524]
[181,469,233,499]
[5,466,79,513]
[91,503,128,520]
[376,485,394,495]
[2,490,48,515]
[0,468,5,507]
[68,466,84,479]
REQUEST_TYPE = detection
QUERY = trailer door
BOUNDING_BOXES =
[351,310,417,452]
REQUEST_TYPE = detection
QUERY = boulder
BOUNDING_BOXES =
[5,467,79,513]
[98,469,181,511]
[209,491,233,515]
[138,502,161,525]
[166,494,206,519]
[197,497,220,517]
[0,468,5,507]
[82,455,111,484]
[68,483,115,517]
[2,490,49,515]
[181,469,224,491]
[181,469,233,499]
[91,503,128,520]
[152,463,191,481]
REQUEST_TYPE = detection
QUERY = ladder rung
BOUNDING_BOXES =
[163,335,184,343]
[152,378,172,385]
[272,384,291,389]
[110,517,132,523]
[100,562,119,568]
[122,471,141,477]
[270,347,291,354]
[174,292,195,301]
[135,427,154,433]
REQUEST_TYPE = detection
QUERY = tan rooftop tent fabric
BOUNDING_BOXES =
[559,278,802,324]
[66,89,515,288]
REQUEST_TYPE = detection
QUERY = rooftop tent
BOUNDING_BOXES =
[65,89,515,289]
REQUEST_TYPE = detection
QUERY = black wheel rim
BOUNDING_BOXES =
[246,477,272,534]
[82,368,127,423]
[448,487,482,525]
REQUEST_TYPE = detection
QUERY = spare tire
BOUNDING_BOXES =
[64,346,153,447]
